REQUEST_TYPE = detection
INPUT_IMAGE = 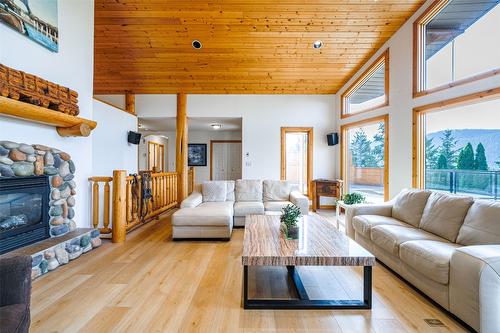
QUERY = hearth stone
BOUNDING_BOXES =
[43,166,58,175]
[51,224,69,237]
[12,162,34,176]
[0,228,101,280]
[18,144,35,155]
[0,146,8,156]
[0,141,19,149]
[0,165,14,177]
[0,156,14,165]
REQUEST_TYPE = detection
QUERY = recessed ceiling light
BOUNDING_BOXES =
[211,123,222,130]
[192,40,202,49]
[313,40,323,49]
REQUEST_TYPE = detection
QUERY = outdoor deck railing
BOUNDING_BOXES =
[425,169,499,200]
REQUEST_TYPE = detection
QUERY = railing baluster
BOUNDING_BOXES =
[92,181,99,229]
[103,181,111,233]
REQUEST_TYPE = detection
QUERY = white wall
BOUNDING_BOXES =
[94,94,126,110]
[0,0,94,228]
[335,0,500,199]
[136,95,337,204]
[92,100,138,176]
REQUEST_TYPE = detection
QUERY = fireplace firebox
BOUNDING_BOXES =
[0,176,50,254]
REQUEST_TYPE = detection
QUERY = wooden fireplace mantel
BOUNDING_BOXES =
[0,96,97,137]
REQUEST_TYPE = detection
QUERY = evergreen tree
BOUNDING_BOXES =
[425,137,439,169]
[350,129,377,168]
[372,123,385,167]
[439,130,458,169]
[474,143,488,170]
[437,153,448,169]
[457,143,475,170]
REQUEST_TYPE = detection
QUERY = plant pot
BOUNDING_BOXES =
[285,225,299,240]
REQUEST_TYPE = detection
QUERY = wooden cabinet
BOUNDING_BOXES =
[311,179,343,211]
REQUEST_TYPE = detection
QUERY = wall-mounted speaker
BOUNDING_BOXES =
[127,131,142,145]
[327,133,339,146]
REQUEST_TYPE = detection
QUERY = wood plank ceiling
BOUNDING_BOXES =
[94,0,425,94]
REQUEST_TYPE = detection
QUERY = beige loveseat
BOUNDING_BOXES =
[346,189,500,332]
[172,179,309,240]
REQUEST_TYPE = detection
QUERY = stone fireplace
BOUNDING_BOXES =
[0,140,101,279]
[0,141,77,241]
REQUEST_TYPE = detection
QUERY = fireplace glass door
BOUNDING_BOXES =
[0,176,50,254]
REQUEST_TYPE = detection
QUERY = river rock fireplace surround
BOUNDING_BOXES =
[0,140,101,279]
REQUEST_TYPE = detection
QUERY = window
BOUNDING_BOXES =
[281,127,313,196]
[414,0,500,96]
[413,88,500,200]
[341,50,389,118]
[341,115,389,203]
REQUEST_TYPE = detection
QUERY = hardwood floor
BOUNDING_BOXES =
[31,211,468,333]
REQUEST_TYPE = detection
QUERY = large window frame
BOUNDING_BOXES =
[280,127,313,198]
[340,114,389,201]
[413,0,500,98]
[412,87,500,188]
[340,49,390,119]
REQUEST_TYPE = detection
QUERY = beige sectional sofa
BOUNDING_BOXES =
[172,179,309,240]
[346,189,500,332]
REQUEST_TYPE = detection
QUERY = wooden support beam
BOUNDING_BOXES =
[125,93,135,115]
[112,170,127,243]
[176,93,188,204]
[56,123,91,137]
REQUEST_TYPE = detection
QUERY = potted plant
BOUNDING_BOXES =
[342,192,366,205]
[280,204,302,240]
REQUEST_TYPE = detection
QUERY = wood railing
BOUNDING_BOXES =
[89,170,178,242]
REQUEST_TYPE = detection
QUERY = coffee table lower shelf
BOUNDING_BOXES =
[242,265,372,310]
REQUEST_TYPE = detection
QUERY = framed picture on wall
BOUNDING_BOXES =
[188,144,207,166]
[0,0,59,52]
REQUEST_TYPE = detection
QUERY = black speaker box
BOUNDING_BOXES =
[327,133,339,146]
[128,131,142,145]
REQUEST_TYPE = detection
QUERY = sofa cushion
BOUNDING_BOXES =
[352,215,408,239]
[234,201,265,217]
[371,225,444,256]
[226,181,235,201]
[172,202,233,227]
[392,189,432,227]
[400,240,460,285]
[456,200,500,245]
[235,179,263,202]
[263,180,296,201]
[202,181,227,202]
[264,201,292,212]
[0,303,30,333]
[419,192,474,242]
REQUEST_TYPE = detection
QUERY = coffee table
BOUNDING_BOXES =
[241,214,375,309]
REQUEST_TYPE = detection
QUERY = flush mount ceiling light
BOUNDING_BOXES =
[192,40,203,49]
[211,123,222,130]
[313,40,323,49]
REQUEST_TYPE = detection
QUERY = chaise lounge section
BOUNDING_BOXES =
[346,189,500,332]
[172,179,309,239]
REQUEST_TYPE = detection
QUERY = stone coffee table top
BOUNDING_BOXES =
[242,214,375,266]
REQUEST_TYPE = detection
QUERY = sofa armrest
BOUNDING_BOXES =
[0,255,32,306]
[345,203,393,238]
[180,192,203,208]
[290,191,309,215]
[449,245,500,332]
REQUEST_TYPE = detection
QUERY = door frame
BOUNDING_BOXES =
[147,141,165,172]
[210,140,243,180]
[280,127,314,198]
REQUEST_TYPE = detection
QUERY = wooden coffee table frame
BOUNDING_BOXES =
[242,214,374,310]
[243,265,372,310]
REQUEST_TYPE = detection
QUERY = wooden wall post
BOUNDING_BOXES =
[176,93,188,204]
[125,93,135,115]
[112,170,127,243]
